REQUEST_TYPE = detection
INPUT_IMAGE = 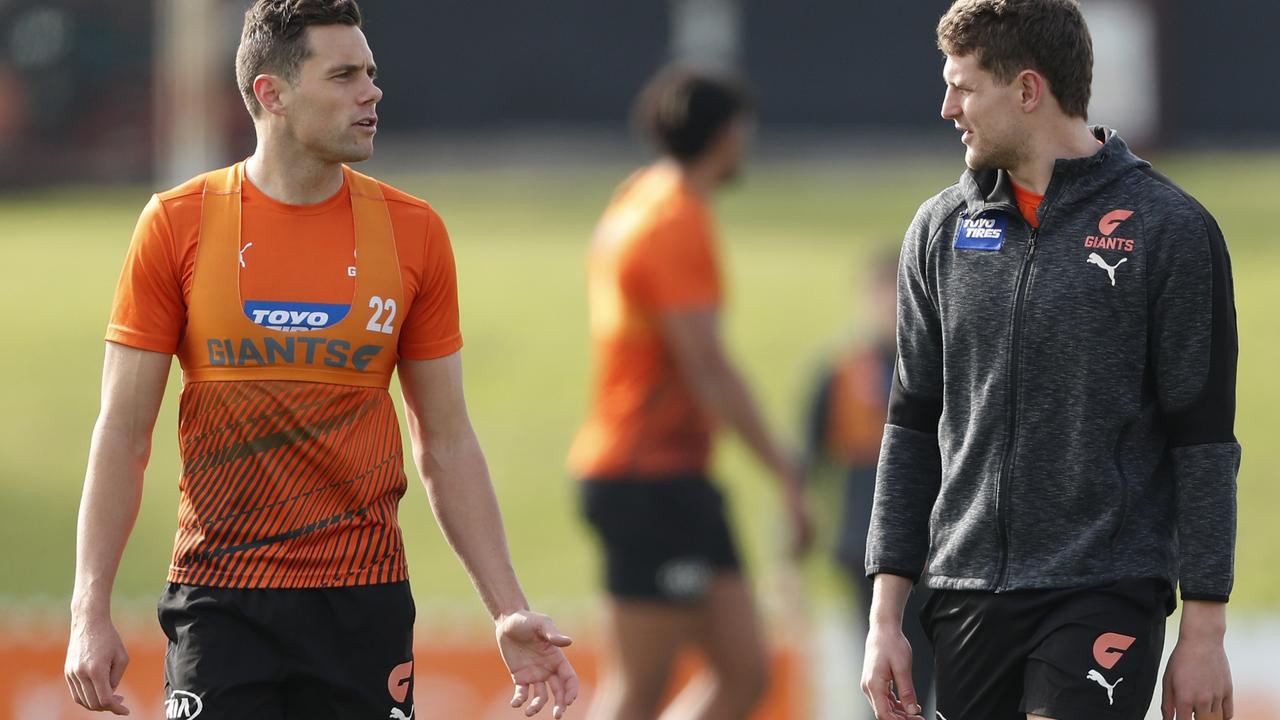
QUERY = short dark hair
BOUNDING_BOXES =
[235,0,363,117]
[633,66,753,162]
[937,0,1092,119]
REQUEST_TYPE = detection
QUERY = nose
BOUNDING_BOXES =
[363,76,383,106]
[941,87,960,121]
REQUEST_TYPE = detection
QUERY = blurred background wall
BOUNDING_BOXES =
[1,0,1278,186]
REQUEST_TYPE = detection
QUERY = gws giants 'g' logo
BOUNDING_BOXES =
[1093,632,1136,669]
[387,660,414,703]
[165,690,203,719]
[1085,209,1137,252]
[1098,209,1134,236]
[388,659,416,719]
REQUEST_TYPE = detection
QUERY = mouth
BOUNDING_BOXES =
[354,116,378,133]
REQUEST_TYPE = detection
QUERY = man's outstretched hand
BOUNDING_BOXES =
[496,610,579,718]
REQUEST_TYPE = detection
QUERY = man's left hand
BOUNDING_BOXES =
[496,610,579,718]
[1162,611,1232,720]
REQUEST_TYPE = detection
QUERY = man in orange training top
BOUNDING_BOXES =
[63,2,577,718]
[570,66,813,720]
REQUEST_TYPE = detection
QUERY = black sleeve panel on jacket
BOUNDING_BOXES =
[866,203,947,581]
[887,363,943,433]
[1142,169,1241,603]
[1145,173,1239,447]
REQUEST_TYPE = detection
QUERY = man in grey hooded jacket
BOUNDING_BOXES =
[859,2,1239,720]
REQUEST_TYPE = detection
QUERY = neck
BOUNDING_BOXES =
[664,156,720,198]
[244,126,345,205]
[1007,120,1100,195]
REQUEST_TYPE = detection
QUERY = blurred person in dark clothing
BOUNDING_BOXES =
[802,254,933,720]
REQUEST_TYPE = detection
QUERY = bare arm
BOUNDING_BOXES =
[659,310,813,555]
[66,342,171,715]
[861,574,924,720]
[1163,601,1232,720]
[661,310,791,476]
[398,352,577,718]
[399,352,525,618]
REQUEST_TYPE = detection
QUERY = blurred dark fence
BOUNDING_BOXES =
[0,0,1276,185]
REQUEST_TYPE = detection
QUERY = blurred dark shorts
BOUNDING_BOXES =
[578,474,742,603]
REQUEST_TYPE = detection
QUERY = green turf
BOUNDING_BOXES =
[1,154,1276,621]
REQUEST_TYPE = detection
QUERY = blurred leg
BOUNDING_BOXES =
[658,573,768,720]
[588,596,693,720]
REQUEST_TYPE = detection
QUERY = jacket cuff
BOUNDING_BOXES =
[1180,591,1229,603]
[1172,442,1240,601]
[865,566,921,582]
[865,424,941,580]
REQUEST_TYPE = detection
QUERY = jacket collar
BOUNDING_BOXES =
[958,126,1150,219]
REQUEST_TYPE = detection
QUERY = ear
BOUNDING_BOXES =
[1017,69,1046,113]
[252,73,288,116]
[708,122,742,163]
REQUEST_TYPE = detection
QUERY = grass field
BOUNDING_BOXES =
[1,152,1277,626]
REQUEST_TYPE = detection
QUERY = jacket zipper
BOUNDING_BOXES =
[993,225,1037,591]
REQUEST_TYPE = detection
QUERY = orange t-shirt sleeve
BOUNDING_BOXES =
[105,194,187,353]
[627,205,721,312]
[398,208,464,360]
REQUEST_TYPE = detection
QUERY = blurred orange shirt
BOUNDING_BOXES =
[569,164,722,480]
[106,165,461,588]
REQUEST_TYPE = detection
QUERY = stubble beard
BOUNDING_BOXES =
[965,140,1023,173]
[965,126,1029,173]
[307,131,374,165]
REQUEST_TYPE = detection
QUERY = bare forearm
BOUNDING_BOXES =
[415,430,529,620]
[869,574,915,629]
[1179,599,1227,641]
[696,365,790,478]
[72,424,147,617]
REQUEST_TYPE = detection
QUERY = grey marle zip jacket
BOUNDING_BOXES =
[865,128,1240,603]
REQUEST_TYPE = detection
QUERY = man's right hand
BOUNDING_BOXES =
[781,468,816,559]
[861,622,924,720]
[65,611,131,715]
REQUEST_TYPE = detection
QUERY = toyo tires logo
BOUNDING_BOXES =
[243,300,350,332]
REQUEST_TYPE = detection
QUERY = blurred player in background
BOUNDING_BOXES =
[569,66,813,720]
[861,1,1239,719]
[801,254,933,720]
[64,1,577,718]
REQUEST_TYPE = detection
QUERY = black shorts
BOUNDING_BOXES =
[158,582,416,719]
[923,578,1171,720]
[579,474,742,602]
